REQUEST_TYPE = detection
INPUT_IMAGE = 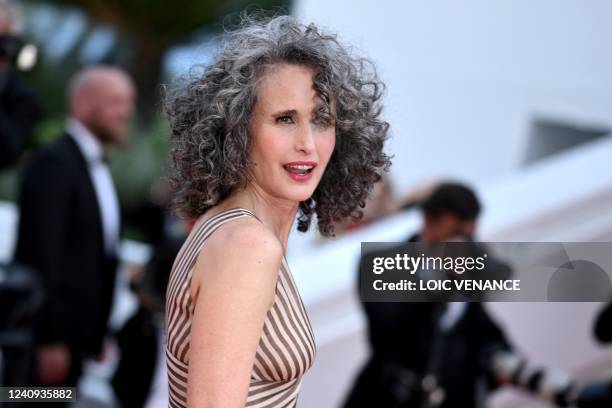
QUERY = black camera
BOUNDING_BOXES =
[0,34,37,70]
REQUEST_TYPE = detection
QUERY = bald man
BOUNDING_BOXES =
[14,66,135,390]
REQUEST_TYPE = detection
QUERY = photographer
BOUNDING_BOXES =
[0,0,43,170]
[344,182,574,408]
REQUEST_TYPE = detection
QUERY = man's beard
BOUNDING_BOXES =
[86,118,122,145]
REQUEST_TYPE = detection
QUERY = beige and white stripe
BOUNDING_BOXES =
[165,208,316,407]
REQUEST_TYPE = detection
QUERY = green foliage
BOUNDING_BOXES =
[110,116,173,241]
[109,116,171,208]
[51,0,291,40]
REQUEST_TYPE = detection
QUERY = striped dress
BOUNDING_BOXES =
[165,208,316,407]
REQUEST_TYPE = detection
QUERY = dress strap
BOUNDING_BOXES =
[233,207,261,222]
[197,207,261,230]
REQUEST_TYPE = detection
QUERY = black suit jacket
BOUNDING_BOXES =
[15,134,117,356]
[344,234,511,408]
[0,69,43,169]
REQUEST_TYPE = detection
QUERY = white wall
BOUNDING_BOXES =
[290,2,612,405]
[293,0,612,192]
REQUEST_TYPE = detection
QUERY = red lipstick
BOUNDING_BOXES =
[283,161,317,182]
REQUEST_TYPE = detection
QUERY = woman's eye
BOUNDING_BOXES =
[276,115,294,124]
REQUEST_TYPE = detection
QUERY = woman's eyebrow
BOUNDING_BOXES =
[272,109,297,117]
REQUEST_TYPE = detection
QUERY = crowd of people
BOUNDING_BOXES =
[1,1,611,407]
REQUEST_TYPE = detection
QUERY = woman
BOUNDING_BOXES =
[164,15,390,407]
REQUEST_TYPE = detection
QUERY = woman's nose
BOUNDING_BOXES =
[295,125,316,154]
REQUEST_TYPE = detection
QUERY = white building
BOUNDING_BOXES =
[290,1,612,407]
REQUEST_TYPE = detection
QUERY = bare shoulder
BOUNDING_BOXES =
[202,216,283,265]
[191,216,283,301]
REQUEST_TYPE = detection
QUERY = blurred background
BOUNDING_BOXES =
[1,0,612,407]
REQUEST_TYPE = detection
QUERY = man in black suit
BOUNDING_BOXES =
[344,182,573,408]
[14,66,135,389]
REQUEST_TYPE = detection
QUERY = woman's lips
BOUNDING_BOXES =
[283,161,316,182]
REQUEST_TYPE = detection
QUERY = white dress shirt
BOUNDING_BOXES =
[439,302,468,331]
[67,118,120,256]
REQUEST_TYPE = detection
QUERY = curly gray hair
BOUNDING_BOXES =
[166,14,391,236]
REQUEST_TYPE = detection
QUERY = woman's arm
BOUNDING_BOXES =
[187,218,283,407]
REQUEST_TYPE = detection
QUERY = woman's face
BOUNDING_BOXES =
[248,63,336,204]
